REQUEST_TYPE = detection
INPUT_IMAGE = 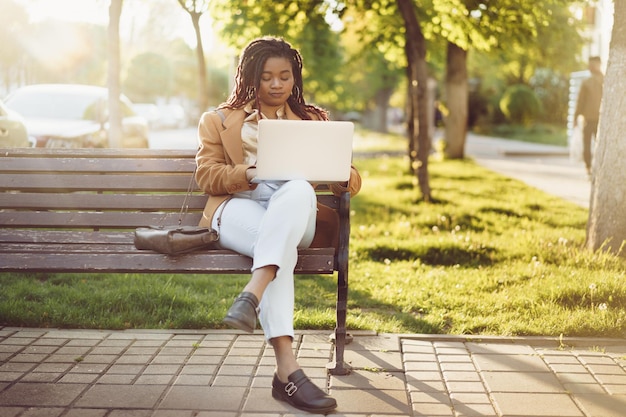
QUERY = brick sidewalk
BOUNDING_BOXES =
[1,328,625,416]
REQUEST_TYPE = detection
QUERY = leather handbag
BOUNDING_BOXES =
[134,225,219,255]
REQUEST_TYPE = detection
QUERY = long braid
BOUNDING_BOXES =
[221,37,328,121]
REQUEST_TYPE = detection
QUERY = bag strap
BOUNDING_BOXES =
[177,109,228,226]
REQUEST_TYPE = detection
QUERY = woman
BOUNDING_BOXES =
[195,36,361,414]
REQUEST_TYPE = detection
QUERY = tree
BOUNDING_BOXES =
[0,0,29,90]
[108,0,123,148]
[397,0,432,201]
[586,1,626,256]
[177,0,210,113]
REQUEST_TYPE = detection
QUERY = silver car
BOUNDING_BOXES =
[0,99,30,148]
[5,84,149,148]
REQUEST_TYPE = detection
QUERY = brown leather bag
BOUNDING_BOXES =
[134,225,219,255]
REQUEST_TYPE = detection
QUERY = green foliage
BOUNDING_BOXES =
[123,53,173,102]
[499,84,542,126]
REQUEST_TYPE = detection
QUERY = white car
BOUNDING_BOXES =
[0,99,30,148]
[5,84,149,148]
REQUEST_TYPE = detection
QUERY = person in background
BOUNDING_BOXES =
[574,56,604,176]
[194,36,361,414]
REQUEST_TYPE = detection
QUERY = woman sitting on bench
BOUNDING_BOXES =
[195,36,361,414]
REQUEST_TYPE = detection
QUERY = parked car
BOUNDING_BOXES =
[132,103,162,130]
[158,103,188,129]
[5,84,149,148]
[0,99,30,147]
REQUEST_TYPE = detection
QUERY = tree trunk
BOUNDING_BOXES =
[373,87,392,133]
[107,0,123,148]
[444,42,468,159]
[586,2,626,256]
[192,13,209,114]
[397,0,432,202]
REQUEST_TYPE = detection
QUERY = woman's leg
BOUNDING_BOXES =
[217,181,334,412]
[215,180,317,337]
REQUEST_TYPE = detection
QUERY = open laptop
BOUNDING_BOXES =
[253,119,354,183]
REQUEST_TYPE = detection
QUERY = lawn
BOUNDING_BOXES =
[1,129,624,338]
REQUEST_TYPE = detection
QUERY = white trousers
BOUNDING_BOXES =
[211,180,317,340]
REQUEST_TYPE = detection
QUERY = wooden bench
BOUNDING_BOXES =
[0,148,351,375]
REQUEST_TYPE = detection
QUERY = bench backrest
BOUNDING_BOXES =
[0,148,341,231]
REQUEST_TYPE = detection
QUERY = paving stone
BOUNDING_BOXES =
[331,388,411,414]
[75,384,167,408]
[405,379,447,393]
[58,373,99,384]
[21,372,60,382]
[114,354,153,364]
[0,407,24,417]
[96,374,135,384]
[466,343,537,355]
[555,372,598,384]
[482,371,565,393]
[473,354,550,372]
[563,383,607,394]
[90,346,126,355]
[491,392,584,416]
[445,381,486,393]
[403,353,438,362]
[160,386,246,411]
[453,402,498,417]
[411,401,455,416]
[331,370,406,390]
[20,406,65,416]
[135,374,175,385]
[151,355,188,365]
[442,371,481,382]
[64,409,108,417]
[574,393,626,417]
[0,383,88,406]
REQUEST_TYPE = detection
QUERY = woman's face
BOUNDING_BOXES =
[257,57,295,112]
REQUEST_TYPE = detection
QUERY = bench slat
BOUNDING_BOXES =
[0,193,207,211]
[0,249,335,274]
[0,211,203,228]
[1,148,197,158]
[1,173,196,192]
[0,156,196,174]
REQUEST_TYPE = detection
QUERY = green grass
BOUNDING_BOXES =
[1,131,625,338]
[474,123,568,146]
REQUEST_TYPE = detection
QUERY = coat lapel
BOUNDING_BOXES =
[220,110,246,165]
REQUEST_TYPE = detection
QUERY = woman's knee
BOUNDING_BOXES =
[274,180,315,204]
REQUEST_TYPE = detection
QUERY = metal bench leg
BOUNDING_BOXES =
[327,191,351,375]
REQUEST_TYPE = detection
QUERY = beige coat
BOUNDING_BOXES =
[195,105,362,249]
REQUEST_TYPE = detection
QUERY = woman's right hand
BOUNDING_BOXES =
[246,167,257,182]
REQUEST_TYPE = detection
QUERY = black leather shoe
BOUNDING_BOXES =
[272,369,337,414]
[223,292,258,333]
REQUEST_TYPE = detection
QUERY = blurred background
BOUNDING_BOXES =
[0,0,614,150]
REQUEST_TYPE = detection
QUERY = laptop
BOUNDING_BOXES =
[253,119,354,183]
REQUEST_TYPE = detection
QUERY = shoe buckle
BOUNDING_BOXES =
[285,381,298,397]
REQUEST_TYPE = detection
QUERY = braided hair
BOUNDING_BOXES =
[221,36,328,121]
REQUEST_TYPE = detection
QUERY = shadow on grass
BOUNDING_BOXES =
[295,273,442,334]
[361,243,497,267]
